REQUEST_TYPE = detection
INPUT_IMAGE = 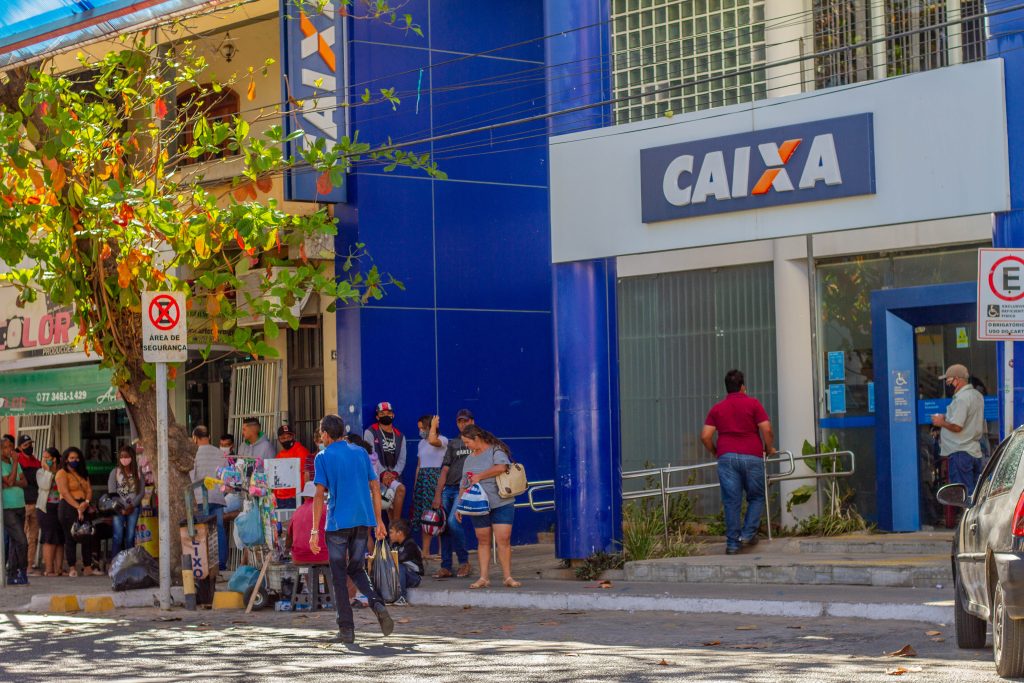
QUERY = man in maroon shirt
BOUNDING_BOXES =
[700,369,776,555]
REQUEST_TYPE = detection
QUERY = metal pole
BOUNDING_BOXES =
[806,233,822,452]
[1005,341,1015,440]
[156,362,171,610]
[659,468,669,545]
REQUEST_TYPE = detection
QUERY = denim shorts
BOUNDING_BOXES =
[470,503,515,528]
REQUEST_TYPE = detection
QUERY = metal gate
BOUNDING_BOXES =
[287,323,324,452]
[226,360,283,444]
[15,415,52,452]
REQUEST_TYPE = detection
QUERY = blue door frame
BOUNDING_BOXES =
[870,282,976,531]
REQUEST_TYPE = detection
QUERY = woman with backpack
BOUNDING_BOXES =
[456,425,520,589]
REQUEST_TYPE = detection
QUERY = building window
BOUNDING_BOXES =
[176,86,240,164]
[813,0,875,89]
[610,0,767,124]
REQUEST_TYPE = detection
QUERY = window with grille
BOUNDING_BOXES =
[176,86,240,164]
[611,0,767,124]
[813,0,874,89]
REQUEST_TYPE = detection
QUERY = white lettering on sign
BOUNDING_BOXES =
[660,133,844,208]
[141,291,188,363]
[978,249,1024,340]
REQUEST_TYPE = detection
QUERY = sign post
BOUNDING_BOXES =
[141,291,187,610]
[978,248,1024,438]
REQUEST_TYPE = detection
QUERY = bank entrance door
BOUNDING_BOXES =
[914,321,998,528]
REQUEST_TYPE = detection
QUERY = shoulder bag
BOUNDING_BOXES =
[495,451,527,499]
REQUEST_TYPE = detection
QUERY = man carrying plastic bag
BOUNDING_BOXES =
[309,414,393,644]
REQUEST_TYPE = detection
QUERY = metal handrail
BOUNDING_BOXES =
[516,480,555,512]
[764,449,856,540]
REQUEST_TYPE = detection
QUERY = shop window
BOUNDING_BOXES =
[610,0,767,123]
[176,86,240,164]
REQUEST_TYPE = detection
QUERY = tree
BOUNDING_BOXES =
[0,5,441,569]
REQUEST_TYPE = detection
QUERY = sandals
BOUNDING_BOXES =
[468,578,490,589]
[503,577,522,588]
[433,569,453,579]
[68,568,78,578]
[456,564,472,578]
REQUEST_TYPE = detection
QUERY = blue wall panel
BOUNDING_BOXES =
[428,1,545,61]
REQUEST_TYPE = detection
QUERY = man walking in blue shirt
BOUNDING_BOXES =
[309,414,393,643]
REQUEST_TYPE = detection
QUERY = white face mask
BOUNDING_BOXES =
[220,446,231,456]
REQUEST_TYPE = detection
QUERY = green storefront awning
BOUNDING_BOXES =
[0,365,124,416]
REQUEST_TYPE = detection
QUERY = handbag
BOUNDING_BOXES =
[495,453,528,499]
[455,482,490,516]
[368,539,401,604]
[235,501,264,547]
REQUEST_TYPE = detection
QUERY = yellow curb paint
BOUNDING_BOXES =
[49,595,80,613]
[212,591,245,609]
[83,596,115,613]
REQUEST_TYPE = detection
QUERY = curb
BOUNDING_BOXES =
[406,587,953,624]
[25,587,186,612]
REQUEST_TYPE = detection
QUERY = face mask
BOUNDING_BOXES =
[120,458,132,467]
[280,440,295,451]
[22,446,33,457]
[944,381,956,398]
[68,461,80,470]
[419,429,428,439]
[220,446,231,456]
[378,415,394,426]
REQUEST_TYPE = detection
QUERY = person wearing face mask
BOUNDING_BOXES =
[189,425,228,572]
[931,363,986,495]
[412,415,447,557]
[35,448,65,576]
[55,447,94,577]
[2,434,29,585]
[107,446,144,557]
[274,424,310,510]
[219,434,235,457]
[16,435,42,576]
[364,402,407,520]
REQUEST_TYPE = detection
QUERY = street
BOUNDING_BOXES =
[0,603,999,682]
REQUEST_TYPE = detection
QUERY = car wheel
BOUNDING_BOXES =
[955,574,987,649]
[994,583,1024,678]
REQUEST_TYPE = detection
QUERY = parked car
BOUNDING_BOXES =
[939,428,1024,678]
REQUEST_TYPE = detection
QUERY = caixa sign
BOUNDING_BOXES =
[280,0,346,203]
[640,114,875,223]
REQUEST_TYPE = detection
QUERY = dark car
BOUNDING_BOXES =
[940,429,1024,678]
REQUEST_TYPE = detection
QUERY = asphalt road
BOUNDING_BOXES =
[0,604,1003,682]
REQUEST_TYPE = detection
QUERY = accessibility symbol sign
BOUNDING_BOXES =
[142,291,187,362]
[979,249,1024,340]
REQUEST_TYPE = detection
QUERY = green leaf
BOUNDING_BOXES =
[263,318,279,341]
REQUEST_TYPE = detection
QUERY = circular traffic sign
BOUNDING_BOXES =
[148,294,181,331]
[989,255,1024,302]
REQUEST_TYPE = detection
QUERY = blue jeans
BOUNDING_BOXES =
[948,451,984,496]
[440,486,468,570]
[207,503,228,571]
[717,453,766,550]
[325,528,384,631]
[110,507,140,557]
[399,563,422,598]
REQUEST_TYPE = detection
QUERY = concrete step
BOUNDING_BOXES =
[624,553,952,588]
[797,534,953,557]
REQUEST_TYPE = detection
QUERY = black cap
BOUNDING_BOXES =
[277,424,295,436]
[17,434,32,446]
[455,408,474,421]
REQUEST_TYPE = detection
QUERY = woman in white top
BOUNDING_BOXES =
[412,415,448,557]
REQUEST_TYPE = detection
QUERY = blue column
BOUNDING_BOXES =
[545,1,621,558]
[988,3,1024,436]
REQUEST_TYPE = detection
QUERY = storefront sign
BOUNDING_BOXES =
[827,351,845,382]
[0,364,124,416]
[0,288,84,368]
[891,369,913,423]
[978,248,1024,339]
[280,0,347,203]
[641,115,875,223]
[142,292,188,363]
[828,383,847,414]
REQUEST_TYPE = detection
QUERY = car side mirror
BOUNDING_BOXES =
[937,483,969,508]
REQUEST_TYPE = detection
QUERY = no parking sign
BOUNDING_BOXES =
[979,248,1024,340]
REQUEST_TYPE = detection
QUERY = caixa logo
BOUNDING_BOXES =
[640,114,875,223]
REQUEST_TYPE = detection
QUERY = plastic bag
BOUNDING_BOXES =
[110,546,159,591]
[369,540,401,604]
[228,565,260,594]
[236,501,264,547]
[455,483,490,516]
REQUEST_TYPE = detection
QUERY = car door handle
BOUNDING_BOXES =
[969,523,979,533]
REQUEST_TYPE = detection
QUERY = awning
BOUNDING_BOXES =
[0,364,124,416]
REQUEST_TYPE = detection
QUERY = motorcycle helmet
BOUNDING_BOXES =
[420,507,447,537]
[379,485,396,511]
[98,493,126,514]
[71,520,96,541]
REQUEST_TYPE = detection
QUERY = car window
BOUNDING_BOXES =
[972,434,1014,504]
[988,434,1024,498]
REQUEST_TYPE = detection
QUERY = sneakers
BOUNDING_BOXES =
[725,546,739,555]
[8,570,29,585]
[350,599,366,609]
[372,602,394,637]
[393,596,409,606]
[739,535,760,548]
[334,628,355,644]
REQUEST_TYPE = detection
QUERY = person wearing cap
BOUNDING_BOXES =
[237,417,276,462]
[931,363,986,494]
[190,425,229,572]
[364,402,407,520]
[275,424,311,510]
[16,434,42,576]
[431,409,475,578]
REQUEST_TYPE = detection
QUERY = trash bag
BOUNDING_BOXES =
[228,565,261,594]
[236,502,264,547]
[110,546,159,591]
[455,483,490,516]
[369,540,401,604]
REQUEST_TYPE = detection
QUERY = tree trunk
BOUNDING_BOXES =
[119,363,195,584]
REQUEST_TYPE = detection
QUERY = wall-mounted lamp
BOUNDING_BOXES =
[217,32,237,63]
